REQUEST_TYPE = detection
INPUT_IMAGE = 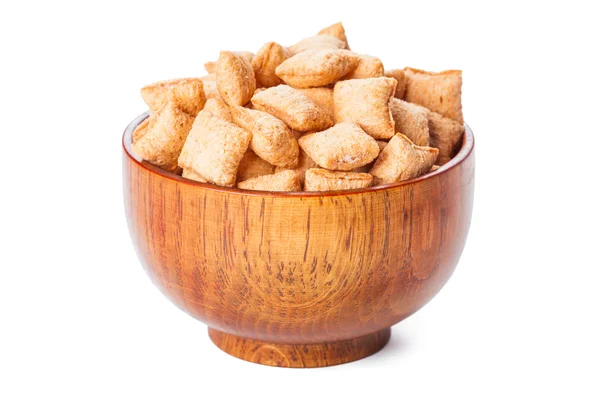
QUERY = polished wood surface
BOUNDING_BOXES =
[122,113,475,367]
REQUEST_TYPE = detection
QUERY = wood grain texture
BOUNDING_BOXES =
[122,113,475,367]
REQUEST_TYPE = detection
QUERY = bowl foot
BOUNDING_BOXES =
[208,328,391,368]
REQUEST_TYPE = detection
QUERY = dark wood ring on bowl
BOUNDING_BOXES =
[123,112,475,368]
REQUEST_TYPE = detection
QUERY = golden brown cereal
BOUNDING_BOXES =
[296,87,334,119]
[182,168,207,182]
[390,98,430,146]
[237,149,276,181]
[141,78,206,117]
[369,133,438,184]
[404,67,463,123]
[202,97,232,122]
[430,165,441,172]
[200,74,219,99]
[132,103,194,172]
[275,149,317,186]
[132,117,150,142]
[252,42,290,88]
[317,22,350,49]
[427,110,465,165]
[298,122,379,171]
[216,51,256,106]
[178,110,251,186]
[276,49,359,88]
[333,77,396,139]
[230,106,299,168]
[384,69,407,99]
[343,54,384,79]
[289,35,346,55]
[251,85,333,132]
[237,170,301,192]
[304,168,372,191]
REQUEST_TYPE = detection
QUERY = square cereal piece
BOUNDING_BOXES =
[141,78,206,117]
[403,67,463,123]
[178,110,251,187]
[276,49,358,88]
[251,85,333,132]
[390,98,430,146]
[296,87,334,120]
[252,42,290,88]
[333,77,396,139]
[317,22,350,49]
[182,168,207,183]
[216,51,256,106]
[384,69,407,99]
[304,168,372,191]
[351,140,388,173]
[202,98,232,122]
[237,170,301,192]
[237,149,276,182]
[288,35,346,55]
[369,133,438,184]
[343,54,384,80]
[230,106,299,168]
[132,103,194,172]
[275,148,317,186]
[200,74,219,99]
[298,122,379,171]
[427,110,465,165]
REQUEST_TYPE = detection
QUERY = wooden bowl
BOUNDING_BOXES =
[123,113,475,368]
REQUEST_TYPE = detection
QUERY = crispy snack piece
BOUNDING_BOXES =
[304,168,372,191]
[132,104,194,172]
[317,22,350,49]
[237,170,301,192]
[216,51,256,106]
[251,85,333,132]
[182,168,207,182]
[141,78,206,117]
[343,54,384,79]
[333,77,396,139]
[369,133,438,184]
[275,148,317,186]
[390,98,430,146]
[296,87,334,119]
[298,122,379,171]
[203,97,232,122]
[404,67,463,123]
[252,42,290,88]
[178,110,251,187]
[276,49,358,88]
[427,110,465,165]
[231,106,299,168]
[132,118,150,142]
[288,35,346,55]
[237,149,276,181]
[384,69,407,99]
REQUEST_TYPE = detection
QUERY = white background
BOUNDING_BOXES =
[1,1,599,399]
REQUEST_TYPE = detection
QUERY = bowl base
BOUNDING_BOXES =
[208,328,391,368]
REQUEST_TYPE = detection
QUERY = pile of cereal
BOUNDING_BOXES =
[132,22,465,192]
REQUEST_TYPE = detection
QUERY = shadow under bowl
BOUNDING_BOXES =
[122,113,475,368]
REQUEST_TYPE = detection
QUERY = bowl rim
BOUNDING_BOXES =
[123,112,474,197]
